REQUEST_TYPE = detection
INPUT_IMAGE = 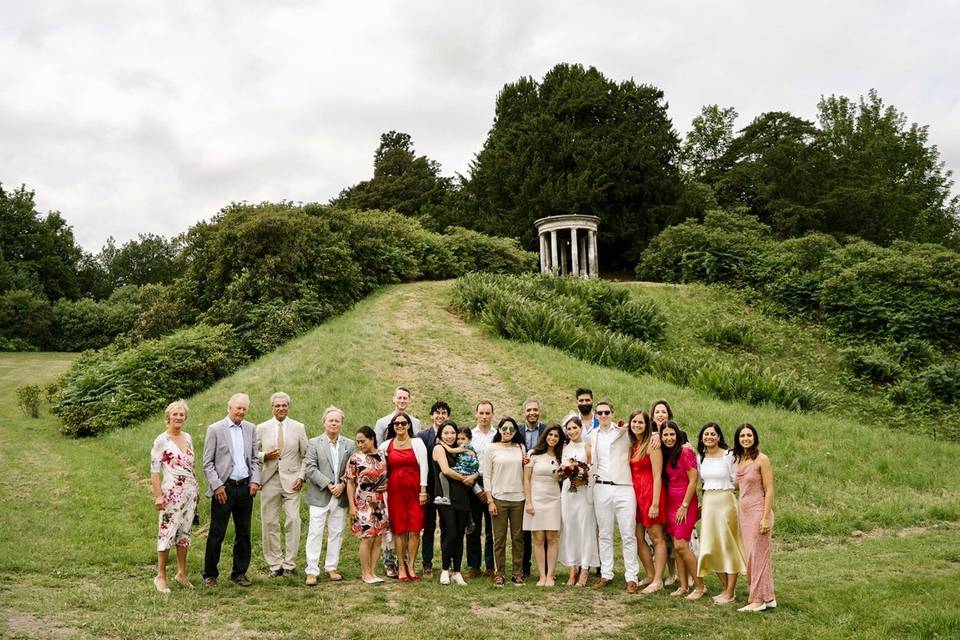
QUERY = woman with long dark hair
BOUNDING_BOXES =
[696,422,746,604]
[432,421,476,585]
[659,421,705,599]
[733,424,777,612]
[483,416,527,587]
[379,412,429,582]
[628,410,668,593]
[523,424,564,587]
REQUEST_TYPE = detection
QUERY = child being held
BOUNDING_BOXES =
[435,429,484,506]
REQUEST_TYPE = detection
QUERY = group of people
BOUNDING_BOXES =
[149,386,777,612]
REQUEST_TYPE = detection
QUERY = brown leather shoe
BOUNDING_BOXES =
[625,580,639,594]
[467,567,481,578]
[482,568,494,577]
[305,574,317,586]
[202,576,217,587]
[327,570,343,582]
[423,569,433,579]
[592,578,611,589]
[230,574,252,587]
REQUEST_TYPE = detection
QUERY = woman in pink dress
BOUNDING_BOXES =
[659,421,705,599]
[379,412,429,582]
[733,423,776,612]
[628,410,668,594]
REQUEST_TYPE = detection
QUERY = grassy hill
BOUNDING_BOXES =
[1,281,958,639]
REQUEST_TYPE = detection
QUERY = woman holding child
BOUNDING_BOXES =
[432,421,477,585]
[482,416,527,587]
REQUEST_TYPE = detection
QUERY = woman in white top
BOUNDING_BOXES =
[557,415,599,587]
[695,422,746,604]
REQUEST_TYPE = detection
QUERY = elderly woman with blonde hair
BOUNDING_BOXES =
[150,399,199,592]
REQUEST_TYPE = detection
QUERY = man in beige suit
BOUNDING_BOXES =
[257,392,309,577]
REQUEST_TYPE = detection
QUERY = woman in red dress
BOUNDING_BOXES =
[628,410,668,594]
[379,412,429,582]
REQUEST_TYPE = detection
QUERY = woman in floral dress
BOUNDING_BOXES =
[150,399,199,592]
[346,426,390,584]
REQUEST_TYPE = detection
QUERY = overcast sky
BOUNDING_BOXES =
[2,1,958,251]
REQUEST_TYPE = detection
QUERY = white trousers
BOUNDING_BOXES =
[593,483,640,582]
[305,501,346,575]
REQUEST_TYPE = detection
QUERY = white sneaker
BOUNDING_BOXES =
[451,572,467,586]
[439,570,450,585]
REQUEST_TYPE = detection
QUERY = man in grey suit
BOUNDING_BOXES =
[257,391,309,577]
[303,405,354,585]
[202,393,261,587]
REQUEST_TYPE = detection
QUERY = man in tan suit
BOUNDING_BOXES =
[257,392,309,577]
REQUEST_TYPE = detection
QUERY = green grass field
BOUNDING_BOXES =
[1,281,958,639]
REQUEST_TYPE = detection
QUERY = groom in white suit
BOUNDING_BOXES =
[257,391,309,577]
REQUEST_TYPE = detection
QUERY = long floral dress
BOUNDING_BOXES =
[345,451,389,538]
[150,432,199,551]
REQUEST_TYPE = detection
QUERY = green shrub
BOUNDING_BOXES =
[51,324,241,437]
[842,345,902,385]
[0,337,38,352]
[607,298,667,343]
[689,362,829,412]
[16,384,42,418]
[915,362,960,404]
[443,227,538,275]
[697,318,757,350]
[51,298,140,351]
[123,283,189,343]
[0,289,53,349]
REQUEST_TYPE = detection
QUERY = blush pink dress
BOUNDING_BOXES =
[737,460,775,603]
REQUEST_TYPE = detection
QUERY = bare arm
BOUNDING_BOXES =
[649,448,663,518]
[759,454,775,534]
[434,446,465,481]
[523,464,535,514]
[346,477,357,515]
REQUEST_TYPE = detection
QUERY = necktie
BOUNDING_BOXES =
[277,421,285,455]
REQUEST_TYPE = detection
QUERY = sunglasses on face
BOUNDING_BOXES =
[596,410,611,416]
[392,421,409,427]
[499,426,516,433]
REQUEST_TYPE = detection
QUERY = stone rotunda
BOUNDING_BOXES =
[533,214,600,278]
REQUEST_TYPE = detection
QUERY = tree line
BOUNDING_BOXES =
[334,64,958,268]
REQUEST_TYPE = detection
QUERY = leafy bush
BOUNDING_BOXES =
[51,324,240,437]
[51,298,140,351]
[0,289,53,349]
[443,227,538,275]
[689,362,829,412]
[636,209,771,283]
[607,298,667,343]
[0,337,38,352]
[16,384,42,418]
[698,318,757,350]
[842,345,901,385]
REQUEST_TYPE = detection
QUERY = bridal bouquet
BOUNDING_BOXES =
[557,459,590,492]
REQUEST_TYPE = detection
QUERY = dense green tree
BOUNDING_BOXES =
[331,131,452,217]
[680,104,738,181]
[0,183,83,301]
[815,90,959,244]
[462,63,684,267]
[107,233,182,287]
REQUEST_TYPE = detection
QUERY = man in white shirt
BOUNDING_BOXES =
[256,392,309,577]
[373,386,422,577]
[591,400,641,593]
[466,400,496,577]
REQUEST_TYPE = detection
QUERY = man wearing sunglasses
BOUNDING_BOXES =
[590,400,641,593]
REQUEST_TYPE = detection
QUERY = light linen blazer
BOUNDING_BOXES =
[203,418,261,497]
[304,433,355,508]
[256,417,309,492]
[593,424,633,486]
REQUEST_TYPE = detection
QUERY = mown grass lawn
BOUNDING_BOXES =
[1,282,958,639]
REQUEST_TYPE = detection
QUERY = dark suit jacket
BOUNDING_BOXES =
[418,426,440,495]
[520,422,546,451]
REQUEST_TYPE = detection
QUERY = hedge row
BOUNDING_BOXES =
[452,273,827,413]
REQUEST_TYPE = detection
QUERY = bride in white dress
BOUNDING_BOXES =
[558,414,600,586]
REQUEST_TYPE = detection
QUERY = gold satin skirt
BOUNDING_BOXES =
[697,490,747,576]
